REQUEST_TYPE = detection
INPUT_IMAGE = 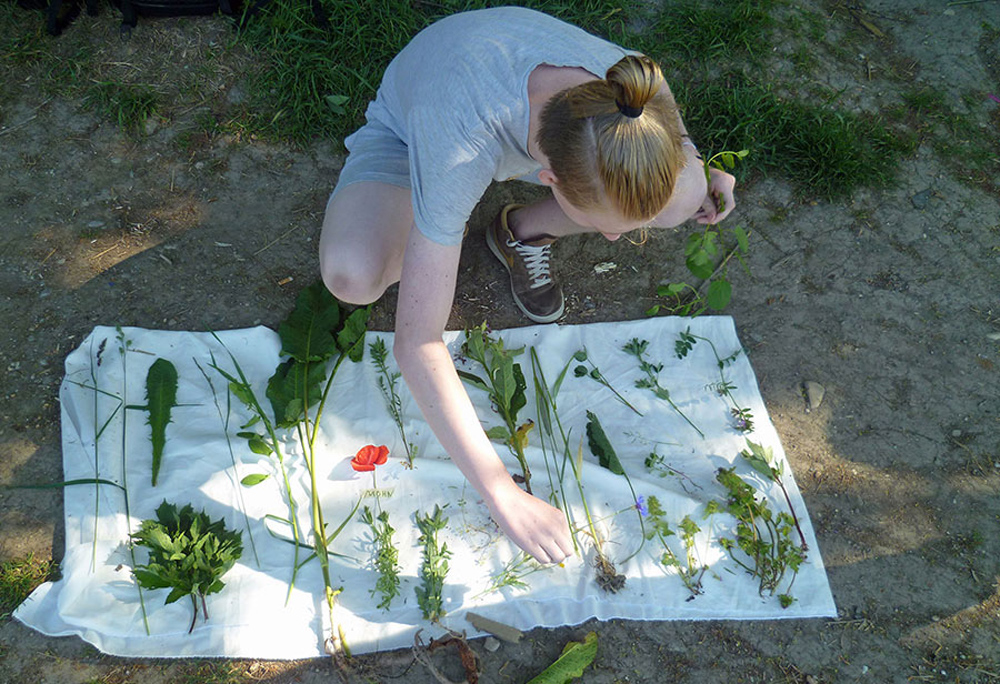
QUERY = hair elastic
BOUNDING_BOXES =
[615,100,643,118]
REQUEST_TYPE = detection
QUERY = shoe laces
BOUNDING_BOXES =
[510,239,553,288]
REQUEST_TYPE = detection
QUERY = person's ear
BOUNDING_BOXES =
[538,169,559,187]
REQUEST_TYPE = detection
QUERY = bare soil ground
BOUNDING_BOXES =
[1,1,999,682]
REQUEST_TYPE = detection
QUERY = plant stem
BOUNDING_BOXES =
[116,329,149,635]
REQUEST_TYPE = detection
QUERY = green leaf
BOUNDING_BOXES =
[266,358,326,428]
[456,369,490,394]
[525,631,598,684]
[733,225,749,254]
[706,279,733,311]
[228,382,254,408]
[325,94,349,115]
[241,473,269,487]
[485,426,510,441]
[585,411,624,475]
[245,434,273,456]
[509,363,527,420]
[145,358,178,487]
[740,440,777,481]
[164,586,188,605]
[685,251,714,280]
[278,281,340,363]
[133,568,172,590]
[337,306,369,361]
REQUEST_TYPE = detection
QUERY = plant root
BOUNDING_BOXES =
[594,553,626,593]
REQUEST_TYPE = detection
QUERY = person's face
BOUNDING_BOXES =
[548,185,646,241]
[545,159,708,241]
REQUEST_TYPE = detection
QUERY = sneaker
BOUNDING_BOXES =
[486,204,565,323]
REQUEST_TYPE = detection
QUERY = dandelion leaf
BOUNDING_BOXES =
[526,631,598,684]
[585,411,624,475]
[279,281,340,363]
[146,358,178,487]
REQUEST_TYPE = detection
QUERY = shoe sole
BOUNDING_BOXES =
[486,212,564,324]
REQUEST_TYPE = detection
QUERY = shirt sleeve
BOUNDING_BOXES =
[406,105,501,246]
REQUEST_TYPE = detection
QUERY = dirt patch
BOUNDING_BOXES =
[2,1,999,683]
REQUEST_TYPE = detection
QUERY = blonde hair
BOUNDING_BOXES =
[537,55,685,222]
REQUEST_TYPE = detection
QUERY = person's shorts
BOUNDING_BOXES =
[327,118,411,209]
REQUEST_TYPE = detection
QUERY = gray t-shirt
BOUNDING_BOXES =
[362,7,630,245]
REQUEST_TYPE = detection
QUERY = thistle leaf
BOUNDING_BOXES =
[278,281,340,363]
[585,411,624,475]
[146,358,178,487]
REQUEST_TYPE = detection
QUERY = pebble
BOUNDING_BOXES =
[483,636,500,653]
[87,220,106,229]
[910,189,933,210]
[802,380,825,412]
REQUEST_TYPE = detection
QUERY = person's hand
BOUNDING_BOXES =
[486,479,573,564]
[693,167,736,225]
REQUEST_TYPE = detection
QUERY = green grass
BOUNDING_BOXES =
[674,76,915,199]
[233,0,635,143]
[0,554,55,620]
[890,86,1000,191]
[83,81,159,134]
[630,0,775,64]
[1,0,923,198]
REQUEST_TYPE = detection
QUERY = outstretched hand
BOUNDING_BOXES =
[486,479,573,565]
[693,167,737,225]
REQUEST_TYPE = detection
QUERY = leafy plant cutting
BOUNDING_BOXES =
[675,327,754,432]
[415,504,451,623]
[131,501,243,634]
[572,348,642,416]
[738,439,807,549]
[585,411,645,591]
[715,466,806,606]
[369,337,417,467]
[642,495,709,598]
[648,149,750,316]
[212,281,368,656]
[458,323,533,493]
[622,338,704,438]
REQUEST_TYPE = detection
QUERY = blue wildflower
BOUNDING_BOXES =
[635,496,649,518]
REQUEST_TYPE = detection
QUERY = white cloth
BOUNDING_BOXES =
[15,317,835,658]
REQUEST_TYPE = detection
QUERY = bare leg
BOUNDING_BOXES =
[319,181,413,305]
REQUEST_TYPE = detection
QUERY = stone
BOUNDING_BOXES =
[802,380,825,412]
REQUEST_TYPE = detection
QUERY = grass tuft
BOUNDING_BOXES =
[677,77,916,199]
[0,553,56,620]
[633,0,775,63]
[83,81,159,135]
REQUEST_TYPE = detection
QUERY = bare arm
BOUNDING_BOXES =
[393,225,572,564]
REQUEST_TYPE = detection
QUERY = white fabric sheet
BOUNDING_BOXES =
[16,318,835,658]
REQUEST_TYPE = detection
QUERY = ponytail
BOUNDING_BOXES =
[537,55,685,221]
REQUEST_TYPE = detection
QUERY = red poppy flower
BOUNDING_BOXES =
[350,444,389,472]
